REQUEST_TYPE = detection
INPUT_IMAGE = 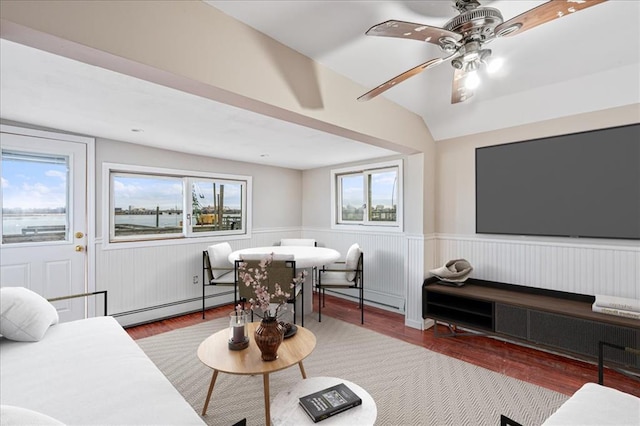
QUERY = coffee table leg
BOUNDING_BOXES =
[202,369,219,415]
[298,361,307,379]
[263,373,271,426]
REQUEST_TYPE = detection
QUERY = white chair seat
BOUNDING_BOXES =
[211,270,235,285]
[316,243,364,324]
[316,270,353,286]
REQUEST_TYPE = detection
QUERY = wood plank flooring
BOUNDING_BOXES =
[126,294,640,398]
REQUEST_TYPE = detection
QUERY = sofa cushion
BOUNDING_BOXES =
[0,287,59,342]
[0,405,64,425]
[0,316,205,425]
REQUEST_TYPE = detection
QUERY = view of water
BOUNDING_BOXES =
[3,214,66,236]
[2,214,182,235]
[114,214,182,228]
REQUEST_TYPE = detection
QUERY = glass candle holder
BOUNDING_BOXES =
[228,309,249,350]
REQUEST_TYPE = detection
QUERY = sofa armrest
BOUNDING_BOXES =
[47,291,108,316]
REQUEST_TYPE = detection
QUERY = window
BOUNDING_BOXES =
[190,178,244,234]
[332,160,402,229]
[106,164,250,243]
[2,150,69,244]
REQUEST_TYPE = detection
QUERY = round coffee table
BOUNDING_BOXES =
[271,376,377,425]
[197,322,316,426]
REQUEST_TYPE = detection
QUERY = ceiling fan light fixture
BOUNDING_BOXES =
[465,70,481,90]
[486,57,504,74]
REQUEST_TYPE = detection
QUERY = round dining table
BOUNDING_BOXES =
[229,246,340,314]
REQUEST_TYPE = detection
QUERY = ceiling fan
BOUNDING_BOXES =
[357,0,607,104]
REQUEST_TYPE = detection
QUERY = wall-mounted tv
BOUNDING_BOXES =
[476,123,640,240]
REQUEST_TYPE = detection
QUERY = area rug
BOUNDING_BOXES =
[136,316,567,426]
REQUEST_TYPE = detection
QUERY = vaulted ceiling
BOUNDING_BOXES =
[209,0,639,141]
[1,1,638,170]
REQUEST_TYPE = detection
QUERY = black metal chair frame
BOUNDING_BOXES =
[316,252,364,324]
[234,258,303,326]
[202,250,236,319]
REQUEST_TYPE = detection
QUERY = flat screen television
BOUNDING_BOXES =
[476,123,640,240]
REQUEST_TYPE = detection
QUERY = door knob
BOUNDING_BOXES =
[75,232,84,238]
[75,245,84,252]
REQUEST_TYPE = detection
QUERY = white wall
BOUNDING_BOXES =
[301,153,430,329]
[94,138,305,325]
[434,104,640,299]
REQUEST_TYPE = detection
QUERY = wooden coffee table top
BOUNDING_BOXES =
[197,322,316,375]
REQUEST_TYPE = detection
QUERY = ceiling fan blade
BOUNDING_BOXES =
[495,0,608,38]
[358,53,458,102]
[365,20,462,47]
[451,68,474,104]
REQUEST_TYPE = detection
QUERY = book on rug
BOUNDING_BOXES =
[299,382,362,422]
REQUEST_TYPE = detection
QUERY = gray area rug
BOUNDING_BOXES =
[136,316,567,426]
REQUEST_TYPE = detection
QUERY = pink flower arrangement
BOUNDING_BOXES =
[237,254,306,319]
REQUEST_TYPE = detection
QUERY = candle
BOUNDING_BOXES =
[232,324,245,342]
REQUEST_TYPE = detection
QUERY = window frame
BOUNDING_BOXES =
[330,159,403,232]
[103,163,251,247]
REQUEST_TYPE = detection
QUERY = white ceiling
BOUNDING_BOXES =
[1,1,638,170]
[209,0,640,140]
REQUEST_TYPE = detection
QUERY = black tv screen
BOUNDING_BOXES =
[476,123,640,240]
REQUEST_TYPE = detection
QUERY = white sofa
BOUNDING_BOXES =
[0,288,204,425]
[542,382,640,426]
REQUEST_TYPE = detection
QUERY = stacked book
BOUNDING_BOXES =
[592,295,640,320]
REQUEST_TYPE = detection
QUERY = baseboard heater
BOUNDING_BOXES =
[113,290,234,318]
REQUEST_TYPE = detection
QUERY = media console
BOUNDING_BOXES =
[422,277,640,370]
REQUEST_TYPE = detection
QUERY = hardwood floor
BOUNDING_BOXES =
[126,294,640,398]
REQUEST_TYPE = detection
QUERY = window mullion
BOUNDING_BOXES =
[184,178,193,237]
[364,171,371,225]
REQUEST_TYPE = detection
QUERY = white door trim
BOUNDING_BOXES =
[1,124,96,315]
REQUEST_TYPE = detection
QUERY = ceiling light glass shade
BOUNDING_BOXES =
[465,71,481,90]
[486,57,504,74]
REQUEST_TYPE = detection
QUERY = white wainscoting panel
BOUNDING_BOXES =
[95,228,301,326]
[437,235,640,299]
[303,229,408,312]
[95,231,636,329]
[405,234,429,329]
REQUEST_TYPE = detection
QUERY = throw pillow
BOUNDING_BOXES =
[0,287,59,342]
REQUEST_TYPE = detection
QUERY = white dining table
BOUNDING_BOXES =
[229,246,340,314]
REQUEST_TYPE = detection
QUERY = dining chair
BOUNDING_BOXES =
[316,243,364,324]
[279,238,317,247]
[235,254,304,326]
[280,238,318,287]
[202,242,236,319]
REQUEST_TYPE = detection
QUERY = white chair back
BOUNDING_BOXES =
[280,238,316,247]
[345,243,362,282]
[207,242,233,279]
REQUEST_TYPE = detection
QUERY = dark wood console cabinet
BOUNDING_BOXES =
[422,277,640,370]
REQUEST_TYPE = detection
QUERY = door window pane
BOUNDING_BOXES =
[2,150,69,244]
[112,174,183,239]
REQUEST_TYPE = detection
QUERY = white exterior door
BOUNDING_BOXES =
[1,127,92,322]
